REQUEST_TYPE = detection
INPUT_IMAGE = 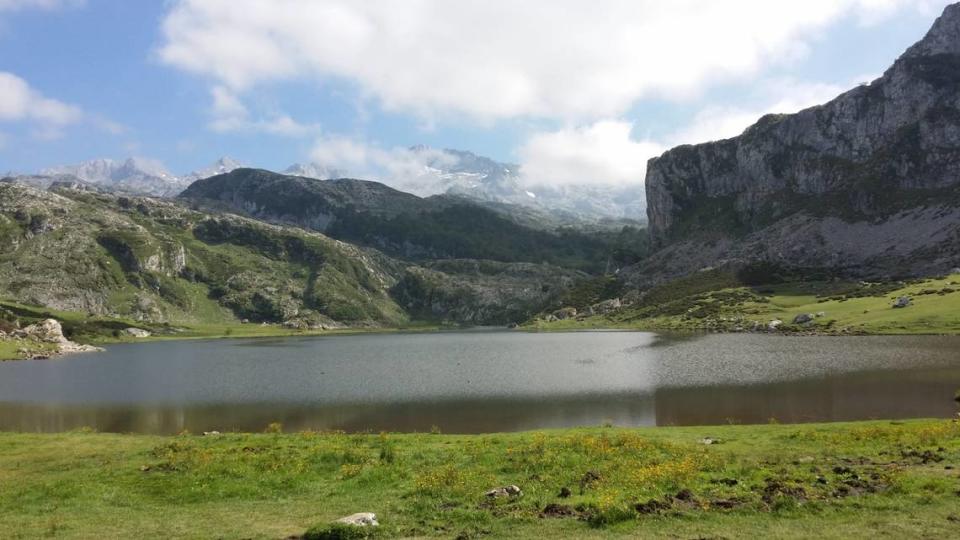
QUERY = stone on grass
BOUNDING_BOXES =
[892,296,912,308]
[124,327,151,338]
[335,513,378,527]
[485,485,522,498]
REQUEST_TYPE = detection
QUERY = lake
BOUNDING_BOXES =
[0,330,959,434]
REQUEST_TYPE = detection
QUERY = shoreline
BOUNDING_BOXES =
[5,320,960,361]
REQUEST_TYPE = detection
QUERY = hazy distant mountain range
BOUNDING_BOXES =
[5,149,646,224]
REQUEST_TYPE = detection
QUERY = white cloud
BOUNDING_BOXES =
[90,115,127,135]
[159,0,946,123]
[519,121,664,187]
[308,71,880,192]
[0,71,82,139]
[309,136,460,195]
[208,85,318,136]
[668,76,874,145]
[515,75,876,188]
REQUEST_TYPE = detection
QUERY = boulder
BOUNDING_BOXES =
[335,513,378,527]
[952,267,960,274]
[792,313,814,325]
[124,328,151,338]
[485,485,522,498]
[17,319,102,355]
[552,307,577,320]
[892,296,912,309]
[767,319,783,331]
[20,318,70,344]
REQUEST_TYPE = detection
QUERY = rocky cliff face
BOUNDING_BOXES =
[643,3,960,277]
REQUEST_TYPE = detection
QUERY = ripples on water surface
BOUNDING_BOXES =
[0,331,958,433]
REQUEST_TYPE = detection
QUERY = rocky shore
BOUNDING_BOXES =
[0,318,102,360]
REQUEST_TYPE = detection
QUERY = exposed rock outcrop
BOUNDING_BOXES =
[14,319,102,357]
[391,259,583,325]
[640,4,960,281]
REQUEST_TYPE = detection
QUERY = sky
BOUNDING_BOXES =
[0,0,953,188]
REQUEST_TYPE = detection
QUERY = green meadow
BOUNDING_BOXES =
[1,420,959,538]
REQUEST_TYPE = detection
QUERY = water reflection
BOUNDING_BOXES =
[0,331,958,433]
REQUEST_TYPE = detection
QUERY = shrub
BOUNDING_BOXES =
[378,433,395,464]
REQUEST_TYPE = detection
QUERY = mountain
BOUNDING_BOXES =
[182,157,244,184]
[283,162,347,180]
[180,168,648,272]
[1,173,102,193]
[636,3,960,282]
[406,146,648,223]
[39,158,190,197]
[0,182,583,326]
[285,146,646,224]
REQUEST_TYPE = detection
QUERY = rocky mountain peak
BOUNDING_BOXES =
[640,2,960,279]
[184,157,244,182]
[902,2,960,58]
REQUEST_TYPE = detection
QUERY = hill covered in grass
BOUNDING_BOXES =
[0,183,584,340]
[180,168,648,273]
[531,266,960,335]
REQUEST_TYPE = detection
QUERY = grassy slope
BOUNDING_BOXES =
[532,272,960,335]
[1,420,959,538]
[0,298,440,360]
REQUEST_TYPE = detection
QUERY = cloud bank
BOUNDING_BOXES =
[159,0,939,124]
[158,0,947,188]
[0,71,82,138]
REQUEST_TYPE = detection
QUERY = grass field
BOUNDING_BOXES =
[0,420,959,538]
[532,272,960,335]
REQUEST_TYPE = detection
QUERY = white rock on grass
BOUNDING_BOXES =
[335,513,378,527]
[124,327,151,338]
[485,485,522,498]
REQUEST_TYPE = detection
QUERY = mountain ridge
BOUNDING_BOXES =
[636,2,960,282]
[179,168,648,272]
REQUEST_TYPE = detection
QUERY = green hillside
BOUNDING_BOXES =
[531,268,960,335]
[181,169,649,272]
[0,183,584,357]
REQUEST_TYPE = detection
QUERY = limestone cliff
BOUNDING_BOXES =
[642,3,960,278]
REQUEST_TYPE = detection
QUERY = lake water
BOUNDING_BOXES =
[0,330,959,434]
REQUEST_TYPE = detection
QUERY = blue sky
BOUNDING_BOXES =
[0,0,952,185]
